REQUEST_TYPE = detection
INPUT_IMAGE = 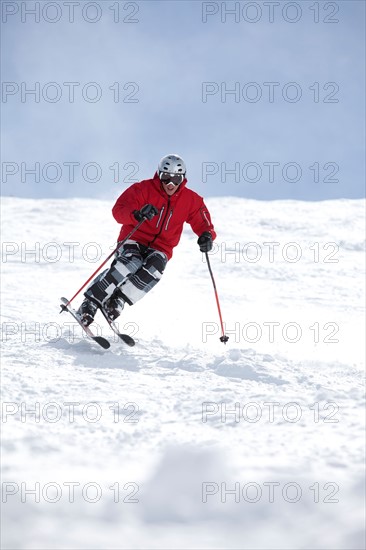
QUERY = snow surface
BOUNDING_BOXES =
[1,196,365,549]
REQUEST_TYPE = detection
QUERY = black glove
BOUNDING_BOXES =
[133,204,159,222]
[197,231,213,252]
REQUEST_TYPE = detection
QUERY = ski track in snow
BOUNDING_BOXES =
[1,197,365,549]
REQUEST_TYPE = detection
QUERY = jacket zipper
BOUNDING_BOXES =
[156,206,165,228]
[165,209,173,230]
[202,209,210,226]
[149,197,171,247]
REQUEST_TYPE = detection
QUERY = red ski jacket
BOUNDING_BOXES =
[112,173,216,260]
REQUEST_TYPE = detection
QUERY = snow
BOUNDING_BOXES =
[1,196,365,549]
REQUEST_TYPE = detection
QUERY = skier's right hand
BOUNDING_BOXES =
[133,204,159,222]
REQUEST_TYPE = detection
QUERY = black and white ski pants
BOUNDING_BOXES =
[84,240,168,306]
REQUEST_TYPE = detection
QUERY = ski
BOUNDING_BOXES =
[98,307,136,347]
[59,297,110,350]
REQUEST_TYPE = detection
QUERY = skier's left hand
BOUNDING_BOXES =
[197,231,213,252]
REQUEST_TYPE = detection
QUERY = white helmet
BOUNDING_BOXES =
[158,154,186,176]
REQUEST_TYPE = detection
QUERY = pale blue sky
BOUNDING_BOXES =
[1,0,365,200]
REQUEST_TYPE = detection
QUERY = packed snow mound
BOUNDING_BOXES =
[1,196,365,549]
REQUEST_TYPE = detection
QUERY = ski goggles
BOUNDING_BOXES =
[159,172,184,186]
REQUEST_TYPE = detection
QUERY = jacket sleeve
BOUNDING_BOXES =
[186,197,217,240]
[112,182,146,225]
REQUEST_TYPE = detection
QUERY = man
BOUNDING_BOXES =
[77,154,216,326]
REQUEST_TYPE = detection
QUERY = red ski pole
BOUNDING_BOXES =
[205,251,229,344]
[62,218,146,309]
